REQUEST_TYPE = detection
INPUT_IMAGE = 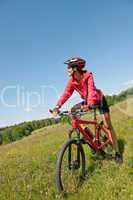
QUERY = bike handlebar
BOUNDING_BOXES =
[59,110,79,116]
[57,109,92,117]
[49,105,99,117]
[49,108,85,116]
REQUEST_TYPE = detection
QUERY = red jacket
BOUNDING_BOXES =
[56,71,103,108]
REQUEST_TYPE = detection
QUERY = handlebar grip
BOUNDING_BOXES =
[49,109,61,115]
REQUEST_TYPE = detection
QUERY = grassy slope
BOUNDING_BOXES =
[0,100,133,200]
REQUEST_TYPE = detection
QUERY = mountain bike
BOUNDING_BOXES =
[53,106,113,194]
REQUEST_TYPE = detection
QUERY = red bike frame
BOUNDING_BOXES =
[71,117,113,151]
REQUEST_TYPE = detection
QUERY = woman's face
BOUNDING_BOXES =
[67,67,74,77]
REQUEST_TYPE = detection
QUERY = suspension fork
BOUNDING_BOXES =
[76,129,81,168]
[68,128,81,139]
[68,128,81,169]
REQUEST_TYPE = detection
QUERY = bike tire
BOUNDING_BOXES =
[56,139,86,193]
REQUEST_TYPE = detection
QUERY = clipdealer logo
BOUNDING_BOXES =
[0,85,59,112]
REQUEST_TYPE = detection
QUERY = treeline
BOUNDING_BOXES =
[106,87,133,106]
[0,118,60,145]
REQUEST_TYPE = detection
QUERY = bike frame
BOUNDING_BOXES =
[71,115,112,151]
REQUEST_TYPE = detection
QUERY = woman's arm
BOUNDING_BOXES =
[56,79,75,108]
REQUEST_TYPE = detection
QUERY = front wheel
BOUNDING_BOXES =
[56,139,86,194]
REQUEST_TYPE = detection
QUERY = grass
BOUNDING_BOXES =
[0,101,133,200]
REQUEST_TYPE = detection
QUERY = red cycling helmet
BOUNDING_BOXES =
[64,57,86,69]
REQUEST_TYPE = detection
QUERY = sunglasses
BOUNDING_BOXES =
[67,64,78,69]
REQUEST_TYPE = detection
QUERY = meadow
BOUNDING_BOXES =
[0,100,133,200]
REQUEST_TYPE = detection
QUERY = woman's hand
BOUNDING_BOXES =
[49,106,60,117]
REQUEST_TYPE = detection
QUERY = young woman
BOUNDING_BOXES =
[51,57,123,164]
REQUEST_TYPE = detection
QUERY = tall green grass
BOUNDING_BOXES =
[0,104,133,200]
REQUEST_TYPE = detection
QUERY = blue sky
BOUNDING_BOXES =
[0,0,133,127]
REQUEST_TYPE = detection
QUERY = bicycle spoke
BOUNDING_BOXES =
[60,143,84,193]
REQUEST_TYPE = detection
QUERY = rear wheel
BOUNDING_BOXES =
[56,139,86,194]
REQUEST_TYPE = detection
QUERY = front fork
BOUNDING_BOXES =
[68,128,81,170]
[68,128,80,139]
